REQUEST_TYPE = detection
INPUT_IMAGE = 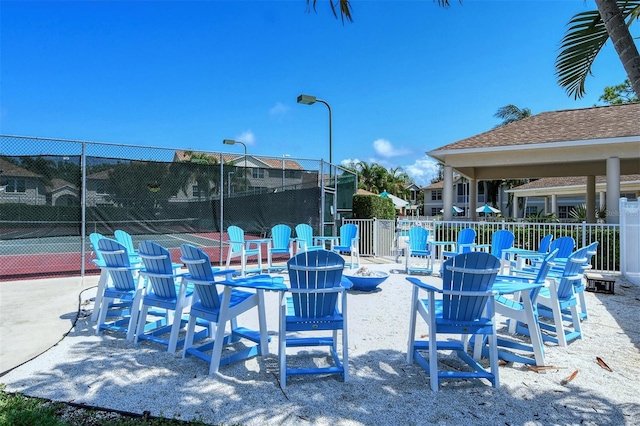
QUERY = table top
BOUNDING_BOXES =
[492,277,544,294]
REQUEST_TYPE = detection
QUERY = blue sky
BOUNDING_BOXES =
[0,0,633,185]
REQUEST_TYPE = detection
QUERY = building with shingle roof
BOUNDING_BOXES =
[427,103,640,223]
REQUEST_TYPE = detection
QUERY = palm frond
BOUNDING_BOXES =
[556,1,640,99]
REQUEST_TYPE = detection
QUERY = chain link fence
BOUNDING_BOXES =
[0,135,357,280]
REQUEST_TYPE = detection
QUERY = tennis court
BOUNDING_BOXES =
[0,230,228,280]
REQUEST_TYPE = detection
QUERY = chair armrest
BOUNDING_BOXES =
[406,277,440,293]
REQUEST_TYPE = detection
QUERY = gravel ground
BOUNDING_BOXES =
[2,263,639,426]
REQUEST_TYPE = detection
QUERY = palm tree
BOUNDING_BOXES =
[494,105,532,127]
[385,166,411,199]
[556,0,640,98]
[356,161,387,193]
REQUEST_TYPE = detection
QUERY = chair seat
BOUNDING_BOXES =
[189,289,255,320]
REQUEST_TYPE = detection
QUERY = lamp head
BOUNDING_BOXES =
[223,139,236,146]
[297,94,317,105]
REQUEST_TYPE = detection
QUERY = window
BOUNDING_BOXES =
[4,178,26,193]
[431,190,442,201]
[558,205,572,219]
[252,168,265,179]
[431,208,439,216]
[621,193,638,201]
[525,206,538,216]
[192,185,200,197]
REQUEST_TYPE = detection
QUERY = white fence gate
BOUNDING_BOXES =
[620,198,639,285]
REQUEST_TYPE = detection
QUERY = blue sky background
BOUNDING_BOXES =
[1,0,634,185]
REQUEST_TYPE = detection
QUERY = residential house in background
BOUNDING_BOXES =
[507,175,640,218]
[0,158,48,205]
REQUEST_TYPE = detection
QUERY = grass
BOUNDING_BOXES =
[0,385,221,426]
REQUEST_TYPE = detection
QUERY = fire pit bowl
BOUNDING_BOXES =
[343,268,390,292]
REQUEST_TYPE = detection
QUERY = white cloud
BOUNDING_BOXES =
[269,102,289,117]
[404,158,440,187]
[373,138,410,158]
[235,130,256,146]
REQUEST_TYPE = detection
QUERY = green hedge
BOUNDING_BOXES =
[352,194,395,219]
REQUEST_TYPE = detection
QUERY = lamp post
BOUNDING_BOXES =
[296,94,332,167]
[223,139,247,192]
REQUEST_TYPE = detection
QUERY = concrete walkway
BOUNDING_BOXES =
[0,275,100,375]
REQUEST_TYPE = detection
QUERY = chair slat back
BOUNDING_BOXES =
[227,226,245,254]
[114,230,136,254]
[532,249,559,285]
[457,228,476,253]
[550,236,576,258]
[338,224,358,248]
[271,224,292,250]
[295,223,315,249]
[556,249,588,299]
[287,250,345,318]
[538,234,554,253]
[583,241,599,270]
[441,252,500,322]
[490,229,515,258]
[180,244,221,309]
[97,238,136,291]
[408,227,429,252]
[138,241,177,299]
[90,232,106,263]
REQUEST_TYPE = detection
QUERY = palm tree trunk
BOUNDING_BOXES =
[595,0,640,96]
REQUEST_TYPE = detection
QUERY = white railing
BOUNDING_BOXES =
[344,217,621,273]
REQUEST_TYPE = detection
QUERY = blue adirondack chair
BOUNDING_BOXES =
[279,250,351,389]
[294,223,323,253]
[225,225,263,276]
[570,241,599,320]
[535,248,587,347]
[267,224,294,271]
[477,229,515,274]
[507,234,554,271]
[180,244,286,375]
[407,252,501,391]
[486,249,559,365]
[332,223,360,269]
[95,238,145,341]
[114,229,142,264]
[135,241,194,353]
[405,226,432,275]
[440,228,476,260]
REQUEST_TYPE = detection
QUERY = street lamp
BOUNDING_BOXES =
[223,139,247,192]
[297,94,332,167]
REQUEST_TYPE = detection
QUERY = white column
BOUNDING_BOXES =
[551,194,558,215]
[586,175,596,223]
[544,196,549,215]
[468,178,477,221]
[599,191,606,212]
[443,166,453,221]
[512,194,518,219]
[606,157,621,224]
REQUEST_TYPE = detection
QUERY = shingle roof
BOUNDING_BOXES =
[174,150,304,170]
[0,158,42,178]
[435,103,640,151]
[512,174,640,190]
